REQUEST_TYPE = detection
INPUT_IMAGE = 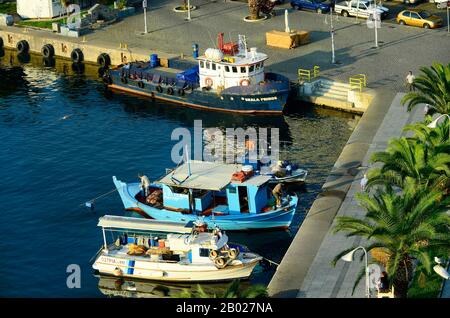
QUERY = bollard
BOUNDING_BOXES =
[192,43,199,59]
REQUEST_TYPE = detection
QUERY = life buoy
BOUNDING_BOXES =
[178,88,185,96]
[120,76,128,84]
[16,40,29,54]
[97,53,111,68]
[138,81,145,89]
[41,44,54,59]
[113,267,123,277]
[156,85,163,93]
[240,79,250,86]
[214,257,226,269]
[71,48,84,63]
[228,248,239,259]
[167,86,174,95]
[209,250,219,259]
[205,77,213,87]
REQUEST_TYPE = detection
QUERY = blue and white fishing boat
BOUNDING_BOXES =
[103,33,290,115]
[113,161,298,231]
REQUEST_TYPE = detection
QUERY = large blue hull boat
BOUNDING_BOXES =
[112,160,298,231]
[103,33,290,115]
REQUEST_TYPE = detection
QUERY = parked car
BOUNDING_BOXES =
[434,0,449,9]
[396,9,443,29]
[290,0,331,14]
[334,0,389,19]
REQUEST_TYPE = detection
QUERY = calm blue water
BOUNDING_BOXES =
[0,50,355,297]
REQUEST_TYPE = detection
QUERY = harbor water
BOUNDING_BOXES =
[0,50,355,297]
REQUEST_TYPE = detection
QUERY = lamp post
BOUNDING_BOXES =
[330,8,336,64]
[187,0,192,21]
[427,114,450,129]
[341,246,370,298]
[143,0,148,34]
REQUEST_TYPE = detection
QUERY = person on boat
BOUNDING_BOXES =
[272,183,284,208]
[138,173,151,197]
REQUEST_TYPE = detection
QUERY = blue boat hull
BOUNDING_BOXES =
[106,71,289,115]
[113,177,297,231]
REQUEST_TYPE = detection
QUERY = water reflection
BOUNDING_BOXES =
[96,274,253,298]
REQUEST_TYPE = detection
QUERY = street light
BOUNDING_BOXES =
[341,246,370,298]
[427,114,450,129]
[433,265,450,280]
[143,0,148,34]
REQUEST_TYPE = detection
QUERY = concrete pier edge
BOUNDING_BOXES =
[268,88,397,297]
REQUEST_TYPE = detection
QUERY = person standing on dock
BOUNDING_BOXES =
[138,173,151,197]
[272,183,283,208]
[360,173,368,192]
[405,71,415,92]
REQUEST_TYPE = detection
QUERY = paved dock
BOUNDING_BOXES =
[268,91,424,297]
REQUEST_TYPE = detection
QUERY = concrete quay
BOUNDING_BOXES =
[268,91,425,297]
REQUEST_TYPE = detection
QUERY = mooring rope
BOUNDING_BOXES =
[80,188,117,207]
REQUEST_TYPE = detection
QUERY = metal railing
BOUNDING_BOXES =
[298,66,320,82]
[349,74,367,92]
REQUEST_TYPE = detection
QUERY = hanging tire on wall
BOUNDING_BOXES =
[0,37,4,49]
[138,81,145,89]
[120,76,128,84]
[103,74,113,85]
[178,88,185,96]
[41,44,55,59]
[16,40,29,54]
[97,53,111,68]
[167,87,174,95]
[156,85,163,93]
[71,48,84,63]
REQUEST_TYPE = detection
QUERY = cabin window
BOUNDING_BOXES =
[240,66,246,73]
[200,61,205,68]
[255,63,260,70]
[249,65,254,73]
[212,63,217,71]
[232,66,238,73]
[199,248,210,257]
[225,66,230,72]
[206,62,211,70]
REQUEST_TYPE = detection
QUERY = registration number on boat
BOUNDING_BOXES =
[242,97,277,102]
[99,256,127,266]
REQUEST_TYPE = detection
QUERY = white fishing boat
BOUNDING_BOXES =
[92,215,262,282]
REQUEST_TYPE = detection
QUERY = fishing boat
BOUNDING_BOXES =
[92,215,262,282]
[113,160,298,231]
[102,33,290,115]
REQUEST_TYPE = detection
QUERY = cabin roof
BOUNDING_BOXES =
[157,160,241,191]
[197,52,268,66]
[98,215,193,233]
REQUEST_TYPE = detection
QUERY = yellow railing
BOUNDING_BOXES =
[298,66,320,82]
[349,74,367,92]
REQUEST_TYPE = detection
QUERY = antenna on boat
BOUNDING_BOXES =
[185,144,191,177]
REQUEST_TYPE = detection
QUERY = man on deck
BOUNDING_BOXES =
[272,183,284,208]
[138,173,151,197]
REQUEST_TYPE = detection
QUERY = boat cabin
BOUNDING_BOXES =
[197,34,268,90]
[151,160,273,216]
[96,216,231,265]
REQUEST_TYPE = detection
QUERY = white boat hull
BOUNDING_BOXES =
[93,252,261,282]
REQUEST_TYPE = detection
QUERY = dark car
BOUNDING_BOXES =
[290,0,331,14]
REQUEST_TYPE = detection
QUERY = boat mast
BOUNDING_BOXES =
[102,227,108,251]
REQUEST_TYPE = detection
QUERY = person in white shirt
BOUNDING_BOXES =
[406,71,415,92]
[360,173,368,192]
[138,173,151,197]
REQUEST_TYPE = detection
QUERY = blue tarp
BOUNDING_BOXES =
[176,66,199,84]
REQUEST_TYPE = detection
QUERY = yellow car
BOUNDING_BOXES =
[396,10,443,29]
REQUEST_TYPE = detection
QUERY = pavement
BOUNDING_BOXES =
[84,0,450,92]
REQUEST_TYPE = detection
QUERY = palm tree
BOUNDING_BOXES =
[367,137,450,191]
[333,181,450,298]
[176,280,268,298]
[401,62,450,115]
